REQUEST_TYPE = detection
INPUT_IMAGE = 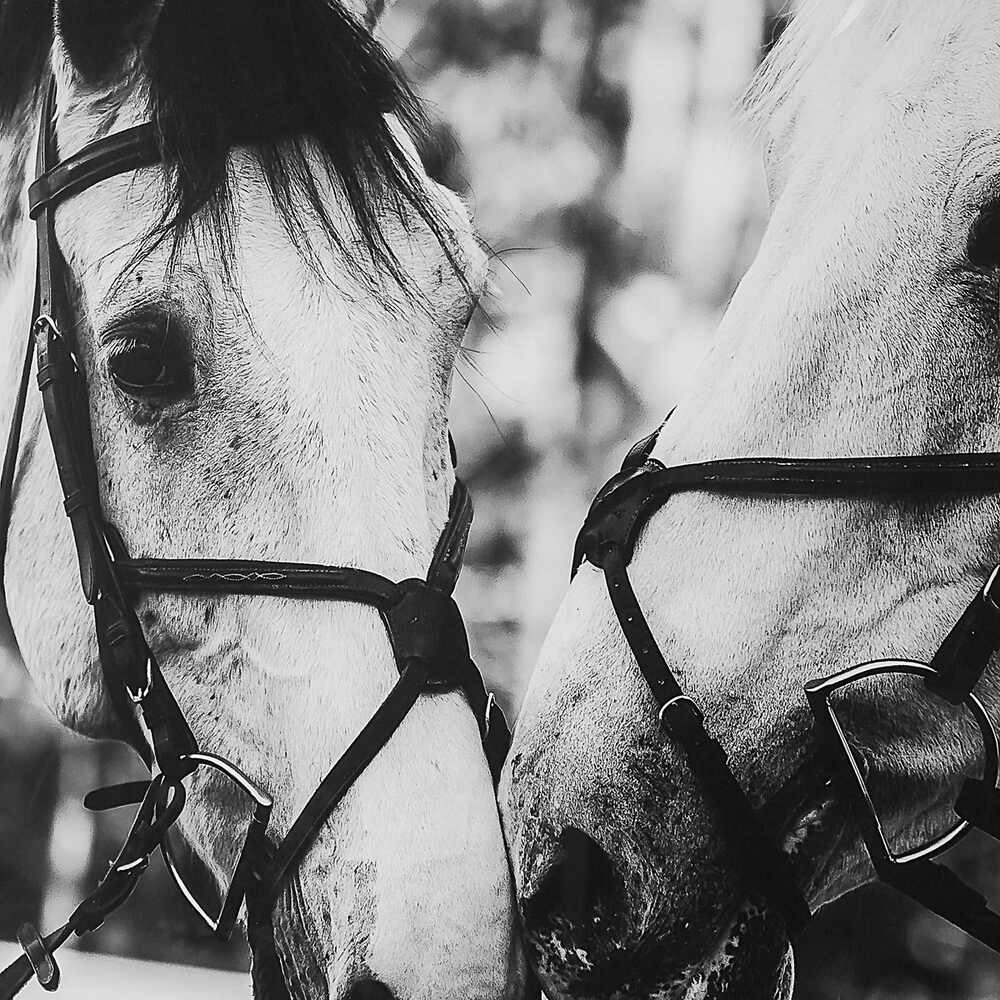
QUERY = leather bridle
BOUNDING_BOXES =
[0,79,511,998]
[575,420,1000,950]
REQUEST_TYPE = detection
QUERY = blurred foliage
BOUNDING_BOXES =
[2,1,1000,997]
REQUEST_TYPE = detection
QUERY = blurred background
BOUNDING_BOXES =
[4,0,1000,996]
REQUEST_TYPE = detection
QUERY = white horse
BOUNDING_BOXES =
[502,1,1000,997]
[0,1,526,997]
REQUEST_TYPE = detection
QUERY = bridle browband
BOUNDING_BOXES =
[575,421,1000,947]
[0,79,512,998]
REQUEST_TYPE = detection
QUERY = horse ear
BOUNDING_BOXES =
[54,0,165,83]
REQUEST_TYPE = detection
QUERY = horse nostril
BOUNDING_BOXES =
[343,978,395,1000]
[521,826,623,939]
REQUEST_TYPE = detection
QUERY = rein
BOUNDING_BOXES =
[0,79,513,998]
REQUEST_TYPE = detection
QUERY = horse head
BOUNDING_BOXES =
[502,2,1000,997]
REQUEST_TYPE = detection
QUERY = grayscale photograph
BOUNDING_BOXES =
[1,0,999,998]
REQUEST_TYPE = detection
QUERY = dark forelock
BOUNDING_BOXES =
[0,0,461,291]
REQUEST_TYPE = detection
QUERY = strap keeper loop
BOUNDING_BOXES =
[16,923,59,992]
[35,361,61,391]
[62,487,93,516]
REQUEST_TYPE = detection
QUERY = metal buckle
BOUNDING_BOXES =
[33,313,80,372]
[805,657,1000,953]
[657,694,704,727]
[112,854,150,876]
[983,564,1000,611]
[124,656,153,704]
[483,691,496,741]
[32,313,59,339]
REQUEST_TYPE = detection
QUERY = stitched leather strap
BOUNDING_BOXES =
[0,776,185,998]
[118,559,401,605]
[26,96,320,222]
[598,542,810,934]
[577,453,1000,573]
[28,122,160,220]
[245,884,292,1000]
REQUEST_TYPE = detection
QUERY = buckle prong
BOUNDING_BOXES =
[983,565,1000,611]
[483,691,496,741]
[124,656,153,704]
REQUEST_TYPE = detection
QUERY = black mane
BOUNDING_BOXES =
[0,0,457,289]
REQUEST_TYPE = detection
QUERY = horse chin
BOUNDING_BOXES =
[528,901,793,1000]
[675,904,794,1000]
[524,782,850,1000]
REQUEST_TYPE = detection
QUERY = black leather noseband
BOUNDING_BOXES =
[576,421,1000,948]
[0,79,511,998]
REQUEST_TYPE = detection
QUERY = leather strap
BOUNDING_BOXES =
[245,884,292,1000]
[880,858,1000,945]
[578,453,1000,574]
[927,573,1000,703]
[28,122,160,221]
[597,541,810,934]
[426,477,473,594]
[257,660,430,900]
[119,559,401,605]
[26,96,321,222]
[14,924,59,992]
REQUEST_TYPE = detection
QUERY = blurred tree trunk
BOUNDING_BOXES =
[0,677,59,941]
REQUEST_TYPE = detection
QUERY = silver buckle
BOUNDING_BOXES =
[124,657,153,704]
[32,313,59,339]
[113,854,150,876]
[483,691,496,741]
[657,694,703,726]
[33,313,80,372]
[984,565,1000,611]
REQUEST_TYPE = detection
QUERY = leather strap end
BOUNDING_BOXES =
[426,478,473,595]
[955,777,1000,841]
[0,952,37,999]
[880,857,990,919]
[68,512,98,604]
[84,780,152,812]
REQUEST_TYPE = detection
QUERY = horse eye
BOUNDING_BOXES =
[106,336,183,398]
[966,201,1000,270]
